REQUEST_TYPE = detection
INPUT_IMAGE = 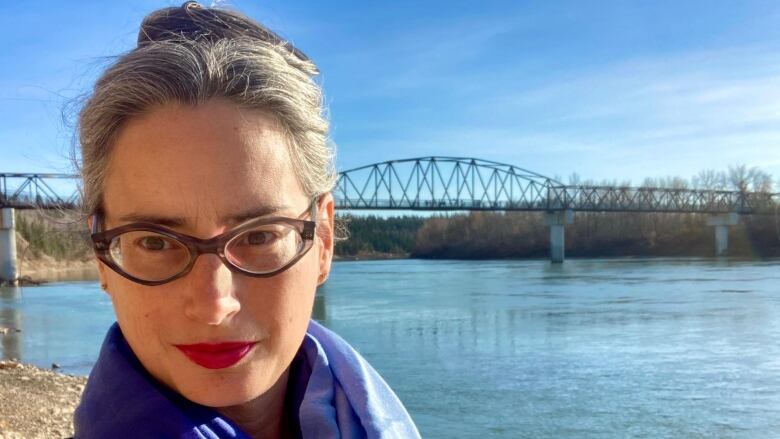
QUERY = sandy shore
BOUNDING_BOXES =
[0,361,85,438]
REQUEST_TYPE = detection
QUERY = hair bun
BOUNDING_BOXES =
[137,2,243,46]
[182,1,202,10]
[136,1,312,64]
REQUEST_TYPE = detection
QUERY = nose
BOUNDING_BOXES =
[182,254,240,325]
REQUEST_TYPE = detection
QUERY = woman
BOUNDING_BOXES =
[73,3,420,438]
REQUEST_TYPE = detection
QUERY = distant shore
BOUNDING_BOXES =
[9,251,780,286]
[333,251,408,261]
[7,254,411,285]
[14,259,99,284]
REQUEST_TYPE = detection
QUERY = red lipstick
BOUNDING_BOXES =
[175,341,257,369]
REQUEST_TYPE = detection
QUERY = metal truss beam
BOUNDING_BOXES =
[0,173,79,209]
[335,157,778,214]
[3,159,778,215]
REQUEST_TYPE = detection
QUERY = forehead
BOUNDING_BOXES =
[102,99,307,225]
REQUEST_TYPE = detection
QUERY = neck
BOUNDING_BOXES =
[217,368,291,439]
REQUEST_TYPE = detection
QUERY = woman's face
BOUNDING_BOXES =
[97,98,333,407]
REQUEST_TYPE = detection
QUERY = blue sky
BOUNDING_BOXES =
[1,0,779,188]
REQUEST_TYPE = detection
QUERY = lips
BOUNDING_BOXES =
[174,341,257,369]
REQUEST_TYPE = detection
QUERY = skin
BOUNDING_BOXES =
[95,98,334,438]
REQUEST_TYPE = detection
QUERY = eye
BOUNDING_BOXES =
[136,235,173,251]
[246,231,276,245]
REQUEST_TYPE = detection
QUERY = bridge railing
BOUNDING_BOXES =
[544,186,778,214]
[335,188,778,214]
[334,197,551,211]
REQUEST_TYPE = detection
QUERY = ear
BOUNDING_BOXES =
[87,215,111,295]
[316,193,335,285]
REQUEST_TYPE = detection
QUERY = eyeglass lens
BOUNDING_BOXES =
[107,223,305,282]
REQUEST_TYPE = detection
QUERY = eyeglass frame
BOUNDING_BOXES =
[90,198,319,287]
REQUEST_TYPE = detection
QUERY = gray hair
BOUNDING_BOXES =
[77,2,336,215]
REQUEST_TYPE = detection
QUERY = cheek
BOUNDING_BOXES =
[107,276,171,348]
[113,294,161,329]
[283,255,320,317]
[244,257,319,344]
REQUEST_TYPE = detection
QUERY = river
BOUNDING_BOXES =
[2,258,779,438]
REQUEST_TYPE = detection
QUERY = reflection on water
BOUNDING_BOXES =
[2,258,780,438]
[0,282,114,374]
[0,282,330,374]
[0,286,21,361]
[312,288,328,323]
[322,258,780,439]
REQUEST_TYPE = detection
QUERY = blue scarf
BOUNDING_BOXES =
[74,321,420,438]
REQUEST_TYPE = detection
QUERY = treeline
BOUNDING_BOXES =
[15,210,91,261]
[339,164,780,259]
[334,215,424,257]
[411,211,780,259]
[13,210,780,261]
[567,164,774,192]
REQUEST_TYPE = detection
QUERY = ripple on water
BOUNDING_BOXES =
[4,258,780,438]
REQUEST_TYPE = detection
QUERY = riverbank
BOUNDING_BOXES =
[12,224,98,284]
[0,361,85,438]
[10,256,99,285]
[8,253,405,284]
[333,250,408,261]
[18,258,98,282]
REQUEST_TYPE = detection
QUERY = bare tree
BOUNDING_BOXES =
[751,170,773,193]
[660,176,689,190]
[727,164,772,193]
[641,177,659,188]
[692,169,726,190]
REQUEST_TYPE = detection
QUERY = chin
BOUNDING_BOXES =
[171,362,279,408]
[187,390,256,409]
[177,375,267,407]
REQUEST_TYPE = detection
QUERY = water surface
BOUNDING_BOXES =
[2,258,779,438]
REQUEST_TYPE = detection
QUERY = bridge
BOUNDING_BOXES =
[335,157,776,214]
[2,157,778,283]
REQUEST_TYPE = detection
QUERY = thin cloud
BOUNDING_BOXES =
[327,14,527,100]
[335,42,780,182]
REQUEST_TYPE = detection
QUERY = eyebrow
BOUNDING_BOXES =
[116,204,292,227]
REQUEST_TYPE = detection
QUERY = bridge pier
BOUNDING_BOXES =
[545,209,574,263]
[0,208,18,285]
[706,212,739,257]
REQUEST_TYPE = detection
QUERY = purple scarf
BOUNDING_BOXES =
[74,321,420,438]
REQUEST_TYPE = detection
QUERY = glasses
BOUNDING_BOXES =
[91,200,318,286]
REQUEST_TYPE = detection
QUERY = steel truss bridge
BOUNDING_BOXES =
[1,157,778,270]
[1,157,778,213]
[335,157,777,214]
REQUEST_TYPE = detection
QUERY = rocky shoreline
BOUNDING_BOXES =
[0,360,86,438]
[0,254,95,437]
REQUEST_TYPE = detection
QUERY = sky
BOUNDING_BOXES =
[1,0,780,189]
